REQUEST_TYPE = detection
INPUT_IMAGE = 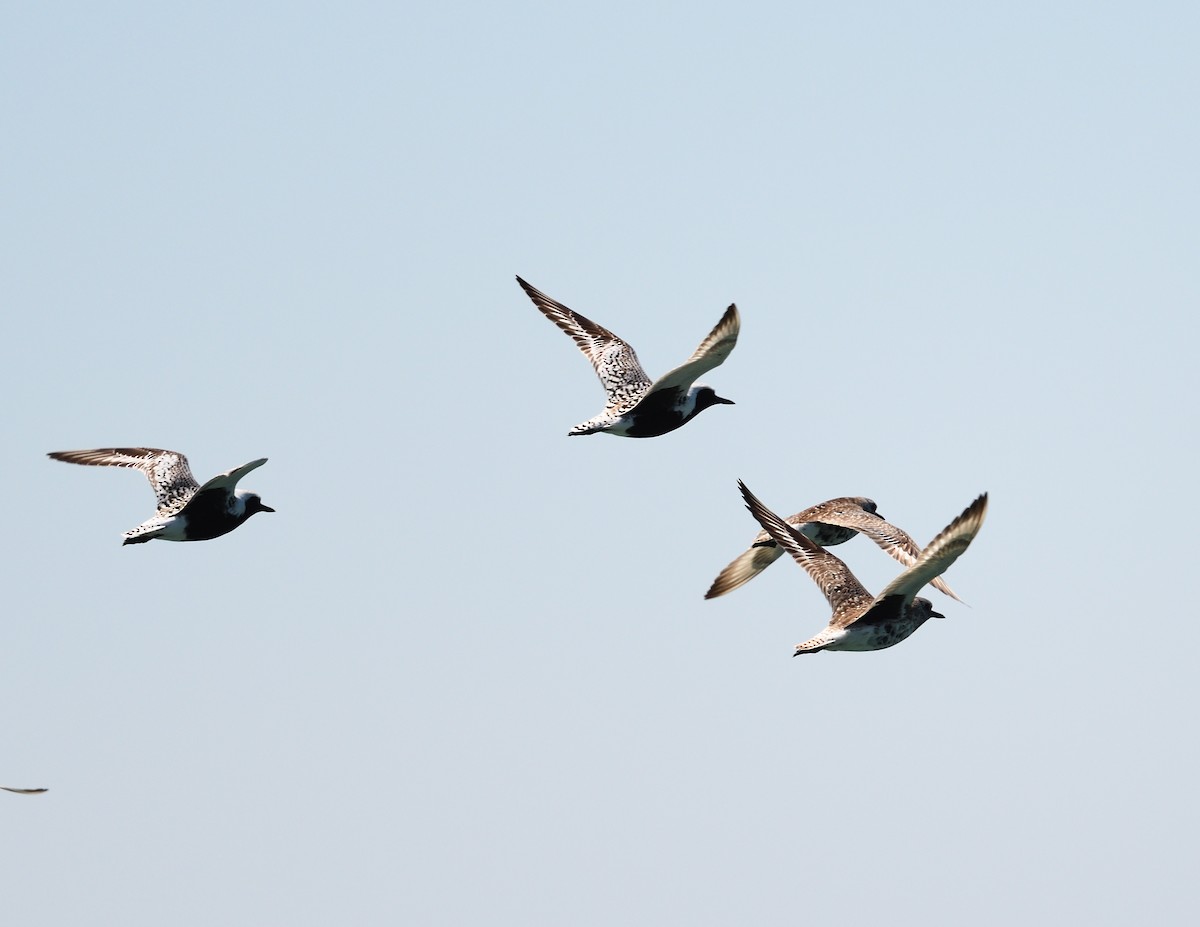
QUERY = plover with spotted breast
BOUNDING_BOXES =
[738,482,987,655]
[517,276,740,437]
[49,448,274,545]
[705,495,962,602]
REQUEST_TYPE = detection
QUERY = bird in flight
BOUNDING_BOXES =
[738,482,987,655]
[49,448,274,544]
[705,495,962,602]
[517,276,739,437]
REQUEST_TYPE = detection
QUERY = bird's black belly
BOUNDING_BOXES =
[622,390,688,438]
[179,490,242,541]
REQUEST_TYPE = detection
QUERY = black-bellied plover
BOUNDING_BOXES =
[2,786,47,794]
[738,482,987,655]
[49,448,274,545]
[516,276,739,437]
[705,496,962,602]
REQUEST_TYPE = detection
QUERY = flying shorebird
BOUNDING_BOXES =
[2,786,47,794]
[49,448,274,545]
[705,495,962,602]
[738,482,987,655]
[516,276,739,437]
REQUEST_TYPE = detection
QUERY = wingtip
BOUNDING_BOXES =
[723,304,741,330]
[738,481,779,535]
[964,492,989,525]
[737,479,768,520]
[938,493,989,542]
[737,479,760,517]
[703,574,740,600]
[736,479,752,509]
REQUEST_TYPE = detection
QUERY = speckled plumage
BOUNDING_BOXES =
[738,482,987,656]
[49,447,274,544]
[517,276,739,437]
[705,495,962,602]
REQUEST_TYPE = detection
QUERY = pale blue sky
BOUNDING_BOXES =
[3,1,1197,924]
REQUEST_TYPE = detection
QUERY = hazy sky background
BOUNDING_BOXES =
[3,2,1197,924]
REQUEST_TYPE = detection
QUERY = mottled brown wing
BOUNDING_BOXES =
[809,505,964,603]
[738,481,875,626]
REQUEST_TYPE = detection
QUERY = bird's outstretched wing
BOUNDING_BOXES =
[192,458,269,496]
[739,481,875,626]
[517,276,652,412]
[869,494,988,608]
[705,495,869,600]
[49,448,199,514]
[807,503,964,603]
[704,542,785,599]
[643,304,740,399]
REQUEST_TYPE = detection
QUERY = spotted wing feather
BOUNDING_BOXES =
[48,448,199,515]
[516,276,652,413]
